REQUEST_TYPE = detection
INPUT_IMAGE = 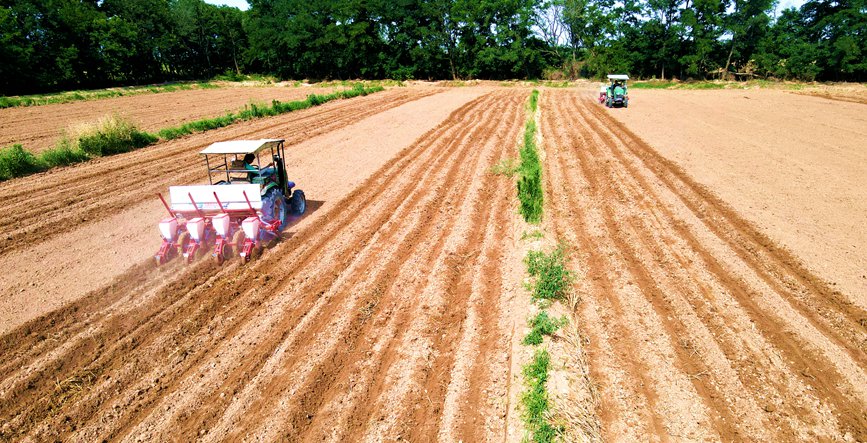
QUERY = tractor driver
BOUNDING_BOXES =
[613,81,626,97]
[242,152,276,182]
[242,153,260,181]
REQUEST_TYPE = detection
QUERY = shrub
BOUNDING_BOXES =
[0,144,44,180]
[71,115,157,156]
[39,143,89,167]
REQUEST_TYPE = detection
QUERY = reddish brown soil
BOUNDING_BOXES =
[0,89,527,441]
[0,86,464,332]
[606,88,867,306]
[0,85,346,152]
[1,86,864,442]
[542,90,866,441]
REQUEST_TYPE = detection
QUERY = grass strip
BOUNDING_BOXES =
[158,84,384,140]
[0,84,384,182]
[517,89,542,223]
[0,82,218,109]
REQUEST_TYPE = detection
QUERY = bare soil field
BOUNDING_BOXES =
[543,90,866,441]
[0,84,355,152]
[0,87,530,442]
[0,86,478,332]
[0,85,865,442]
[605,88,867,306]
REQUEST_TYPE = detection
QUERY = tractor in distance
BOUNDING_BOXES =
[604,74,629,108]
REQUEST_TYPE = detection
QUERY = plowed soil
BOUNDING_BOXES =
[0,88,529,442]
[542,90,866,441]
[0,85,344,152]
[606,88,867,304]
[1,85,865,442]
[0,86,485,332]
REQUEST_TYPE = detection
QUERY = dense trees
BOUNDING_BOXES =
[1,0,864,94]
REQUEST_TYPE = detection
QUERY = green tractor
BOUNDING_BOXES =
[604,74,629,108]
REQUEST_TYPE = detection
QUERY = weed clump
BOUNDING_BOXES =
[491,157,519,177]
[523,311,568,346]
[526,244,573,302]
[39,142,89,168]
[0,144,44,180]
[68,115,156,156]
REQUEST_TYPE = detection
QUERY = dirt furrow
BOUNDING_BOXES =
[0,91,524,442]
[584,96,867,360]
[12,92,480,441]
[0,85,346,152]
[0,89,437,256]
[119,92,503,442]
[542,89,866,440]
[583,97,867,438]
[543,91,716,440]
[567,95,787,439]
[211,90,522,442]
[0,89,435,401]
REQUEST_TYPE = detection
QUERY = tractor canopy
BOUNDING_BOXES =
[200,139,288,189]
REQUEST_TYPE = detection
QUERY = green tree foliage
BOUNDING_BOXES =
[0,0,864,95]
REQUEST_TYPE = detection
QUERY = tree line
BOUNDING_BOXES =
[1,0,864,95]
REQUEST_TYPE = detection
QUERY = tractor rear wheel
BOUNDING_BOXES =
[290,189,306,216]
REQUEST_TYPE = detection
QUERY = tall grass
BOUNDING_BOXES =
[70,115,157,156]
[517,89,543,223]
[0,116,155,181]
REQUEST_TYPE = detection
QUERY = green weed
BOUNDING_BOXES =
[525,244,573,302]
[0,82,220,109]
[158,84,383,140]
[521,348,563,442]
[523,311,568,346]
[70,115,157,156]
[517,90,543,224]
[39,143,89,168]
[631,81,676,89]
[0,144,44,181]
[491,157,519,177]
[521,230,544,240]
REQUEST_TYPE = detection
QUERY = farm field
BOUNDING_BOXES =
[0,84,360,152]
[0,84,865,441]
